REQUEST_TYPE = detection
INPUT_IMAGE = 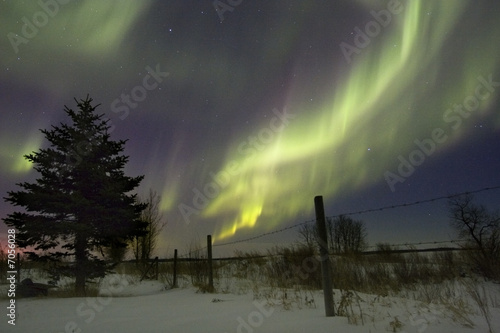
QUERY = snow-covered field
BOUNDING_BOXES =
[1,273,499,333]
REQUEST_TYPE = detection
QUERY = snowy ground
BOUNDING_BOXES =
[1,274,499,333]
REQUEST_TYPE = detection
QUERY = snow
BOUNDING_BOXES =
[1,274,499,333]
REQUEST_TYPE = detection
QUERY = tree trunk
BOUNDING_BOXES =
[75,233,87,297]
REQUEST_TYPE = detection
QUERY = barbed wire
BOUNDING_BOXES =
[174,238,470,261]
[364,239,468,249]
[333,185,500,218]
[180,184,500,257]
[212,218,316,249]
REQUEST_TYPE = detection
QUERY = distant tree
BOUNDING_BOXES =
[329,215,367,254]
[449,194,500,279]
[375,242,395,254]
[131,189,166,272]
[374,242,399,262]
[297,223,317,252]
[3,96,146,296]
[297,216,367,255]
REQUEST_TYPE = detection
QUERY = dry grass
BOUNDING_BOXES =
[462,278,494,333]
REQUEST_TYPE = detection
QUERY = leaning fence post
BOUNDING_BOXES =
[173,249,178,288]
[207,235,214,292]
[315,195,335,317]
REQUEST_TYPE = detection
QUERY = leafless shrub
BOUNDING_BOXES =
[449,194,500,280]
[185,240,211,291]
[337,290,364,325]
[328,215,367,254]
[131,190,167,275]
[364,261,397,294]
[462,278,493,333]
[432,250,458,279]
[265,245,322,289]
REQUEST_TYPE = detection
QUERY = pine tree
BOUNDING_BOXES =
[3,96,147,296]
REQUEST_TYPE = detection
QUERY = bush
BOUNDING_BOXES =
[332,256,366,291]
[265,245,322,289]
[449,195,500,280]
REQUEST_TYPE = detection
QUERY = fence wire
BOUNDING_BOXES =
[179,185,500,258]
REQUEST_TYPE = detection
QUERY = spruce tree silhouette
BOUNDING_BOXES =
[4,96,147,296]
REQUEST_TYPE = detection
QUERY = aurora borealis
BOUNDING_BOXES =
[1,1,500,254]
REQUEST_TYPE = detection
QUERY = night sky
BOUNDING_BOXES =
[1,0,500,256]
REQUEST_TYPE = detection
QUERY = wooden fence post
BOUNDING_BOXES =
[173,249,178,288]
[315,195,335,317]
[207,235,214,292]
[155,256,159,280]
